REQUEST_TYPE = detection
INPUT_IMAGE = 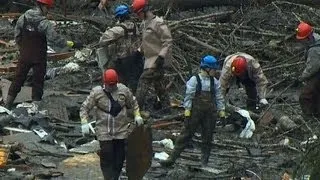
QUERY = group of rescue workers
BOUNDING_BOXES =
[4,0,320,179]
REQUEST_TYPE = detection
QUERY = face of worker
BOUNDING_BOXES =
[104,84,117,92]
[41,5,50,16]
[136,11,145,20]
[207,69,216,77]
[299,34,314,47]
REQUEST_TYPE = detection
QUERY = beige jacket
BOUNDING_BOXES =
[219,52,268,99]
[79,83,139,141]
[141,15,172,69]
[99,21,140,60]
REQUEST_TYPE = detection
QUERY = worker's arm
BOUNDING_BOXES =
[99,26,125,46]
[183,76,197,110]
[213,78,225,111]
[251,60,268,99]
[79,87,98,124]
[300,47,320,81]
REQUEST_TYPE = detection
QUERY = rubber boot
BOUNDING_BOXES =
[159,149,181,167]
[201,153,209,167]
[4,95,15,110]
[247,99,259,113]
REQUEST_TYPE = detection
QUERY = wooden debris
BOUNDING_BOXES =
[151,121,182,129]
[259,110,275,126]
[169,11,234,28]
[177,31,224,54]
[47,51,75,61]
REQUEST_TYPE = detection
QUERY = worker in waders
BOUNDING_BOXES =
[295,22,320,119]
[5,0,83,109]
[160,55,226,167]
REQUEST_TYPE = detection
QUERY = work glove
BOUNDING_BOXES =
[67,41,84,49]
[259,98,268,105]
[217,110,226,127]
[80,118,90,135]
[133,109,144,126]
[155,56,164,69]
[184,109,191,117]
[184,109,191,126]
[219,110,226,118]
[81,123,90,135]
[134,116,144,126]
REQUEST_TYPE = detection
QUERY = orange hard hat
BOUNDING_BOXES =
[37,0,54,8]
[132,0,147,13]
[296,22,313,40]
[231,56,247,76]
[103,69,118,85]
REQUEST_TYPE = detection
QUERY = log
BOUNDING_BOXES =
[271,110,298,131]
[3,0,320,15]
[226,103,260,120]
[151,121,182,129]
[169,11,234,28]
[177,31,224,55]
[149,0,320,11]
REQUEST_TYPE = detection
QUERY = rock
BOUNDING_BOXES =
[41,159,57,168]
[277,116,298,131]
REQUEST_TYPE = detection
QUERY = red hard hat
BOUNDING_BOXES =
[231,56,247,76]
[103,69,118,85]
[37,0,54,8]
[296,22,313,40]
[132,0,147,13]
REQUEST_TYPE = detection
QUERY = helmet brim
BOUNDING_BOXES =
[296,34,308,40]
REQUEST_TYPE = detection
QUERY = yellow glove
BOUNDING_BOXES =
[67,41,74,48]
[81,118,88,124]
[133,109,141,117]
[219,111,226,118]
[184,109,191,117]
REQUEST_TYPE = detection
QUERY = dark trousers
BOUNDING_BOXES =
[299,75,320,117]
[135,68,168,110]
[8,60,46,101]
[171,93,217,164]
[115,55,143,94]
[99,139,126,180]
[238,78,258,110]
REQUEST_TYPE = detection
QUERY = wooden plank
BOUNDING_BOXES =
[259,110,274,126]
[47,51,75,61]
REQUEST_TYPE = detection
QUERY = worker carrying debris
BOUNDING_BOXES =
[98,4,143,93]
[160,55,226,167]
[132,0,173,111]
[5,0,83,109]
[295,22,320,119]
[79,69,144,180]
[219,52,269,111]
